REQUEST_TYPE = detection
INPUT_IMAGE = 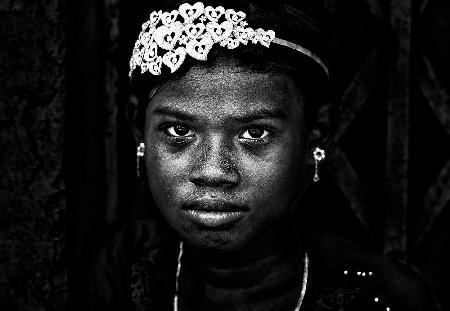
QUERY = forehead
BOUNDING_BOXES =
[148,62,303,120]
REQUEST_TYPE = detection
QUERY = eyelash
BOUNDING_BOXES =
[158,123,273,146]
[238,127,272,146]
[158,123,194,144]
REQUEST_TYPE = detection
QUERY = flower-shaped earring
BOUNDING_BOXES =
[136,143,145,177]
[312,147,326,182]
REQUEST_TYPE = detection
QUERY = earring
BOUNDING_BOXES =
[312,147,326,182]
[136,142,145,177]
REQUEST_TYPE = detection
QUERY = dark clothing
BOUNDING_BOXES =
[86,220,440,311]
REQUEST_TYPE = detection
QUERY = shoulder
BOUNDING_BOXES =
[91,219,173,264]
[87,219,175,311]
[306,233,440,311]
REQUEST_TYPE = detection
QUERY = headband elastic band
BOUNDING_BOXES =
[272,38,329,77]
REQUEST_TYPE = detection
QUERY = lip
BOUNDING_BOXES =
[182,199,248,228]
[184,210,245,227]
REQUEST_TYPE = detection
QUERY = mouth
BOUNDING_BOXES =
[182,200,249,228]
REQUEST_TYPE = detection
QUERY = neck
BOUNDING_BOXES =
[179,218,307,310]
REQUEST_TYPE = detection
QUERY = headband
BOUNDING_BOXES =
[129,2,329,78]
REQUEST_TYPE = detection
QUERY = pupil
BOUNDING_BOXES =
[248,128,263,138]
[174,125,189,136]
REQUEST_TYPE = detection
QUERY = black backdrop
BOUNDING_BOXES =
[1,0,449,310]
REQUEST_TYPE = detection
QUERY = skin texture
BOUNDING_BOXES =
[144,61,311,254]
[137,60,334,310]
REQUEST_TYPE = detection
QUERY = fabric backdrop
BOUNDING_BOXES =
[0,0,449,310]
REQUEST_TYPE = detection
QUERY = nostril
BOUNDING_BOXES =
[191,178,207,187]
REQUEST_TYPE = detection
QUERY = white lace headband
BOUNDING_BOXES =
[129,2,329,78]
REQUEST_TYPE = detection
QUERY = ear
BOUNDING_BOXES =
[307,102,337,156]
[127,84,165,144]
[126,94,144,143]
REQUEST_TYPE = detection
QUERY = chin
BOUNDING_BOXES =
[180,227,251,253]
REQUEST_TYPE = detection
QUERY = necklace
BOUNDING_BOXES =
[173,241,309,311]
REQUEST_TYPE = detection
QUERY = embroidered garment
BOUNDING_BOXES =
[87,220,440,311]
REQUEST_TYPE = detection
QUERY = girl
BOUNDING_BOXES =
[89,1,439,310]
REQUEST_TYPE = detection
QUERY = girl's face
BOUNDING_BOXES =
[145,62,309,252]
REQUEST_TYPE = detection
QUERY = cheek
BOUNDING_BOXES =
[145,140,189,207]
[241,136,304,210]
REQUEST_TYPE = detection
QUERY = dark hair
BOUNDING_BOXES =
[129,0,339,133]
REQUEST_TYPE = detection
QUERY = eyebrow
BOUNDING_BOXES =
[152,106,287,123]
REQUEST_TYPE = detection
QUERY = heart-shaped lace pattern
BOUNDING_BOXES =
[129,1,276,77]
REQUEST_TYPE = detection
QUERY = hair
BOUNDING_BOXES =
[129,0,340,136]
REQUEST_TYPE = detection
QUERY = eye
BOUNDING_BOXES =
[166,124,194,137]
[240,127,270,140]
[238,126,272,147]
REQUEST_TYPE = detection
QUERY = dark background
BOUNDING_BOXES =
[1,0,449,310]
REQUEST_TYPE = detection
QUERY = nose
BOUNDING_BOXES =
[189,135,240,188]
